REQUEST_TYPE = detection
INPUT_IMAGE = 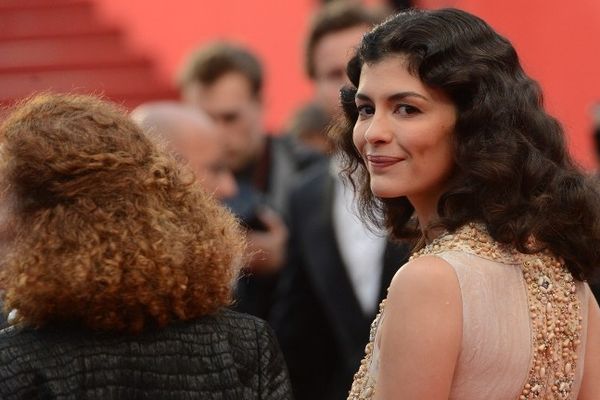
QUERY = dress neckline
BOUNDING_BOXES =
[413,222,524,265]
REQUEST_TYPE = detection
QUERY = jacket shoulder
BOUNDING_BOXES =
[0,310,293,399]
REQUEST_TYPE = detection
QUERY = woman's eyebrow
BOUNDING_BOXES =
[355,91,429,102]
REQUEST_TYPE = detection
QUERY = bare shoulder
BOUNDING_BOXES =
[376,255,462,398]
[386,254,461,306]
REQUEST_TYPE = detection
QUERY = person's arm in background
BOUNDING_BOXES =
[246,207,288,274]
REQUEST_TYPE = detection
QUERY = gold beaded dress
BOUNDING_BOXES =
[348,223,592,400]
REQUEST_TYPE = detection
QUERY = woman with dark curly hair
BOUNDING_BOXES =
[331,8,600,400]
[0,93,292,399]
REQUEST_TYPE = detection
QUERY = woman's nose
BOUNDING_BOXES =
[364,113,393,144]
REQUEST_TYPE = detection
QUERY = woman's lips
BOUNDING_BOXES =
[366,154,404,170]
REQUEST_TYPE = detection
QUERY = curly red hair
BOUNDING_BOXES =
[0,93,245,333]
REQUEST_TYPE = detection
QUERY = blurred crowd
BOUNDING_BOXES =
[165,1,600,396]
[166,2,413,398]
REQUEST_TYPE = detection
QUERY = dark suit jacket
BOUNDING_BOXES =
[269,163,409,400]
[230,136,323,320]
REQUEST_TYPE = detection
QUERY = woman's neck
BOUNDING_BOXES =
[410,194,444,244]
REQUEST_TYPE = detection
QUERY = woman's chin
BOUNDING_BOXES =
[370,186,403,199]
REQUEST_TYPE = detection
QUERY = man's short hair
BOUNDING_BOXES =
[178,42,263,97]
[305,2,380,79]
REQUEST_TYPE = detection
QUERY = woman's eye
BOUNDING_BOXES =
[356,104,374,117]
[396,104,420,116]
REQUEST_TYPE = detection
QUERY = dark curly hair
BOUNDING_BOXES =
[331,8,600,282]
[0,93,245,333]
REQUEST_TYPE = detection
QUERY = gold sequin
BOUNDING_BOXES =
[347,223,582,400]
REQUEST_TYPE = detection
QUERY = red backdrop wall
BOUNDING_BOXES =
[94,0,600,169]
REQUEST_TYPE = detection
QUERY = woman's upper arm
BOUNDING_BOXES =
[375,255,462,399]
[579,287,600,400]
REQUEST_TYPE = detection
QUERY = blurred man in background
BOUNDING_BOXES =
[269,3,410,400]
[306,1,374,117]
[131,101,237,201]
[178,43,294,319]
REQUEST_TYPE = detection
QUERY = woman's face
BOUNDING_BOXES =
[352,56,457,214]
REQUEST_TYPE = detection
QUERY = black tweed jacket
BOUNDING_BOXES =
[0,309,293,400]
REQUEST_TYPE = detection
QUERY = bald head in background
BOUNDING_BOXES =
[131,101,237,200]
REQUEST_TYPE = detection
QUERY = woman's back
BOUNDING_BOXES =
[350,223,596,399]
[0,94,294,399]
[439,250,589,399]
[0,309,292,400]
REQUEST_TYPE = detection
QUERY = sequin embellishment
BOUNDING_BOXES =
[347,223,582,400]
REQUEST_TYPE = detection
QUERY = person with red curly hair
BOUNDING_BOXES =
[0,93,292,399]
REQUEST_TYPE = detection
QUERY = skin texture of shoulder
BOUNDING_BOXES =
[375,255,462,399]
[579,288,600,399]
